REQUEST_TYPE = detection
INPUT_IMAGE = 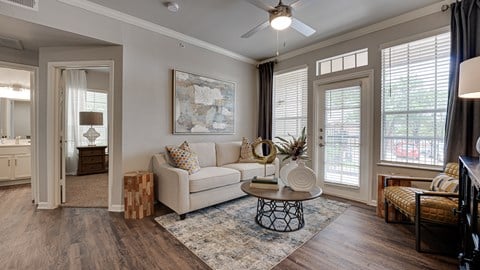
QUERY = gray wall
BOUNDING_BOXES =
[86,70,109,91]
[0,47,38,67]
[0,1,257,207]
[275,11,450,201]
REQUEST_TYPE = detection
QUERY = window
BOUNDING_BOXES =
[273,67,308,139]
[316,48,368,76]
[79,90,108,146]
[381,32,450,166]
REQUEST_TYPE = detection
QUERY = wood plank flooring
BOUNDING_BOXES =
[0,185,457,270]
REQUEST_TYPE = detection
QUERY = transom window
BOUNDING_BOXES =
[381,32,450,166]
[273,67,308,139]
[316,48,368,76]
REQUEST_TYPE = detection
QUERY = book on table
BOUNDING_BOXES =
[250,176,279,190]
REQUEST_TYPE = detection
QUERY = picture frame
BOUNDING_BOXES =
[173,70,236,134]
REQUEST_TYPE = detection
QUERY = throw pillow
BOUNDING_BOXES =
[238,137,262,163]
[166,142,200,174]
[430,173,459,193]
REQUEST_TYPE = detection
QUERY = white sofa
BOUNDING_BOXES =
[152,141,279,219]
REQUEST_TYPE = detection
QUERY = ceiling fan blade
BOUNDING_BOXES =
[244,0,274,12]
[290,0,313,9]
[241,20,270,38]
[291,18,316,37]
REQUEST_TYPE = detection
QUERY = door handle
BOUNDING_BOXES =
[8,160,10,166]
[15,159,17,166]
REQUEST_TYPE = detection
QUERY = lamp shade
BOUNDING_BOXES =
[79,111,103,126]
[459,56,480,98]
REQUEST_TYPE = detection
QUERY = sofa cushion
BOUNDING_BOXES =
[189,167,240,193]
[166,145,201,175]
[222,162,275,180]
[216,141,241,166]
[189,142,216,167]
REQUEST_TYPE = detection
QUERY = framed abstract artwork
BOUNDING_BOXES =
[173,70,235,134]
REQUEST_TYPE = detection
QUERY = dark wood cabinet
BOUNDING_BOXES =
[77,146,108,176]
[458,156,480,269]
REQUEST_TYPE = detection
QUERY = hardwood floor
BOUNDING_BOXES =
[0,185,457,270]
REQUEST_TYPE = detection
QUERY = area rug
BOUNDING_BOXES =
[62,173,108,208]
[155,196,349,270]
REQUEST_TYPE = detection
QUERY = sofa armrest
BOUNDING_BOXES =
[152,153,190,215]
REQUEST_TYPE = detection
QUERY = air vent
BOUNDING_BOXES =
[0,0,38,10]
[0,35,24,50]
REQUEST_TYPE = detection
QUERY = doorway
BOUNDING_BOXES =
[50,61,114,209]
[0,61,38,203]
[313,71,373,204]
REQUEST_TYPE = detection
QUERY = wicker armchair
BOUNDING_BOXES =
[383,163,459,252]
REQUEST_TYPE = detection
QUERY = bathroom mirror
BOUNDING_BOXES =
[0,97,31,139]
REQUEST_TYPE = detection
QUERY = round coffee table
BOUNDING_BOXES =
[241,181,322,232]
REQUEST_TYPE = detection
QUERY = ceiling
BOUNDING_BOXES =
[88,0,444,60]
[0,14,112,52]
[0,0,445,62]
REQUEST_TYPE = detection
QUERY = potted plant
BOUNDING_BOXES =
[275,127,309,185]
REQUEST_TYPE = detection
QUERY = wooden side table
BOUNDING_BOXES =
[124,171,154,219]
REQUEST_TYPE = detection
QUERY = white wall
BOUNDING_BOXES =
[275,11,450,201]
[0,0,257,207]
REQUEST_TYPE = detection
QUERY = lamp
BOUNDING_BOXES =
[459,56,480,98]
[269,4,292,30]
[80,111,103,146]
[458,56,480,155]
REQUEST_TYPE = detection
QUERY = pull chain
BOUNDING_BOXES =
[276,30,279,56]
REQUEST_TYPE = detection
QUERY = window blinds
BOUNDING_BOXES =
[273,67,308,139]
[381,32,450,166]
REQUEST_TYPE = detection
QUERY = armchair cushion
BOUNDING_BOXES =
[384,186,457,224]
[430,174,459,193]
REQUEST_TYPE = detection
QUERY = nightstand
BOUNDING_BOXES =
[77,146,108,175]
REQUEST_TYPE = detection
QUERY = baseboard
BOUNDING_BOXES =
[37,202,56,209]
[109,204,124,212]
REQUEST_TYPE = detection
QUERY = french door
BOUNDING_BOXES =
[314,75,372,203]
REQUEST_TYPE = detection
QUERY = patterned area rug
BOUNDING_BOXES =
[155,196,349,270]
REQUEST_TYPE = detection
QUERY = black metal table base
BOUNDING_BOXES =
[255,198,304,232]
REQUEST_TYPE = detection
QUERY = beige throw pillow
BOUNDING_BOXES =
[238,137,262,163]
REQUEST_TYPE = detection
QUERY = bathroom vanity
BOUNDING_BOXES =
[0,142,31,182]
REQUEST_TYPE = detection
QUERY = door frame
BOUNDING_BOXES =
[0,60,39,203]
[312,69,374,205]
[49,60,114,209]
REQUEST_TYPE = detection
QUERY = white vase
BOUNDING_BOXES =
[279,158,298,186]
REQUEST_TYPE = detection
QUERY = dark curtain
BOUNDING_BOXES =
[257,61,275,140]
[444,0,480,163]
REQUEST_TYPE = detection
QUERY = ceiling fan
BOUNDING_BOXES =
[241,0,316,38]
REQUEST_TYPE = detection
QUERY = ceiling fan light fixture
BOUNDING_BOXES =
[269,5,292,30]
[270,15,292,30]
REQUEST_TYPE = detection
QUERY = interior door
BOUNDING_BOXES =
[316,77,372,203]
[57,69,66,203]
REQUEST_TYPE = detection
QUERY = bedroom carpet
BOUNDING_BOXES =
[62,173,108,208]
[155,196,349,270]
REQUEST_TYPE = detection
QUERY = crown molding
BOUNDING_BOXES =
[57,0,257,65]
[260,0,450,64]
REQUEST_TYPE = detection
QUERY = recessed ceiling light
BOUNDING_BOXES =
[167,2,179,13]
